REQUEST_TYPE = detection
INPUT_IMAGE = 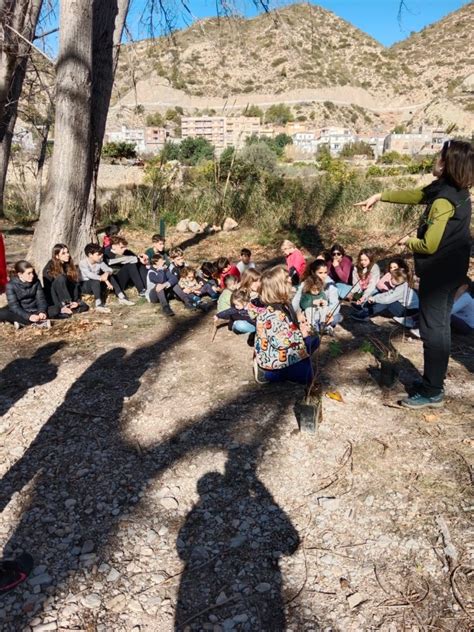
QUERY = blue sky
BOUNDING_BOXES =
[125,0,471,47]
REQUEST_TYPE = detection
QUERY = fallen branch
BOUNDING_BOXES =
[435,515,458,571]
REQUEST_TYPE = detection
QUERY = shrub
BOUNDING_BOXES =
[244,105,263,119]
[340,141,374,158]
[264,103,294,125]
[102,141,137,160]
[178,137,215,166]
[145,112,164,127]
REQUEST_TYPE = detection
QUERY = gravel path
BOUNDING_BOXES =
[1,294,473,631]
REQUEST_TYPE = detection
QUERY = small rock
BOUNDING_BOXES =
[29,574,52,587]
[81,540,95,554]
[222,217,238,231]
[233,614,248,623]
[33,565,48,576]
[64,499,76,509]
[106,568,120,583]
[255,582,271,593]
[176,219,190,232]
[106,594,126,612]
[230,535,246,548]
[347,592,366,609]
[216,591,228,605]
[365,495,375,507]
[32,623,57,632]
[160,496,179,511]
[82,593,101,609]
[188,221,202,233]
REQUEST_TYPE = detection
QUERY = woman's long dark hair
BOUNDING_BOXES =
[48,243,78,281]
[356,249,375,279]
[440,140,474,190]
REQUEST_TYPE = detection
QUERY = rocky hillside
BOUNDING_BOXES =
[110,2,474,134]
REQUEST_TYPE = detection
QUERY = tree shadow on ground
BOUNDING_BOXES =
[0,309,311,629]
[0,341,65,418]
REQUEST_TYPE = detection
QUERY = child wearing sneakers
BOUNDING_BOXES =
[178,267,204,307]
[214,289,256,334]
[352,268,419,321]
[79,243,120,312]
[146,254,174,317]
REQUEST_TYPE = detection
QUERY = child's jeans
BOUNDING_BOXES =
[335,282,352,298]
[263,336,319,385]
[232,320,256,334]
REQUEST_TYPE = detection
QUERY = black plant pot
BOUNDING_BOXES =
[294,400,322,433]
[380,359,399,388]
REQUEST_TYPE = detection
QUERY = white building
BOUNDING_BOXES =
[357,135,387,159]
[107,125,146,152]
[318,127,356,155]
[292,131,319,155]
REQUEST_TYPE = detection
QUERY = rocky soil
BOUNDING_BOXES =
[0,227,473,631]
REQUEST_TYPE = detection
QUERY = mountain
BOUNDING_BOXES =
[108,2,474,134]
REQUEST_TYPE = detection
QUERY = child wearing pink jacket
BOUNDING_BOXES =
[281,240,306,285]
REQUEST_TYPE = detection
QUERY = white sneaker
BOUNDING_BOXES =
[118,297,135,306]
[14,321,22,330]
[393,316,416,329]
[96,304,111,313]
[409,328,421,339]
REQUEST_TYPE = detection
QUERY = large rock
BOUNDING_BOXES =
[175,219,190,232]
[188,221,202,233]
[222,217,238,231]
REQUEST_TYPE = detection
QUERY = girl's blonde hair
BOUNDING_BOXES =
[281,239,296,251]
[260,265,291,305]
[239,268,261,293]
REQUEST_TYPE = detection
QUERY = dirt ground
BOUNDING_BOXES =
[0,223,473,632]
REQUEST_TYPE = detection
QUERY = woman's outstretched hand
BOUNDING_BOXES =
[354,193,381,211]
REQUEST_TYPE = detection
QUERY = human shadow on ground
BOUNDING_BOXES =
[0,309,305,629]
[0,341,65,418]
[175,445,299,631]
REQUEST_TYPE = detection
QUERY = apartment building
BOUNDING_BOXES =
[181,116,261,151]
[292,131,319,154]
[107,125,146,152]
[144,126,170,153]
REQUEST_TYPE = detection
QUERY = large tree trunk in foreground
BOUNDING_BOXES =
[0,0,43,217]
[29,0,93,272]
[30,0,129,271]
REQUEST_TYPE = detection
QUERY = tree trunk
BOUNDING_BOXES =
[30,0,130,271]
[0,0,43,217]
[89,0,129,224]
[29,0,93,272]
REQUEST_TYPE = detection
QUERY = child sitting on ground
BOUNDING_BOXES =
[216,257,240,289]
[217,274,239,312]
[102,224,120,249]
[178,267,204,307]
[198,261,219,300]
[145,234,169,266]
[239,268,261,302]
[281,239,306,286]
[79,243,119,313]
[376,257,409,293]
[300,260,340,334]
[236,248,256,275]
[214,289,256,334]
[349,249,381,304]
[146,254,174,317]
[352,268,418,321]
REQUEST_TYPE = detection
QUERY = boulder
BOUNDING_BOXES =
[188,221,202,233]
[175,219,190,232]
[222,217,238,231]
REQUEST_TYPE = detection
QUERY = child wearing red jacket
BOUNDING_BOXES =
[281,240,306,285]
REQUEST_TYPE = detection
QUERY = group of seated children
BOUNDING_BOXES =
[1,234,472,386]
[0,226,258,327]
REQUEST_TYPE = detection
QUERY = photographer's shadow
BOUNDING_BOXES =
[175,445,300,631]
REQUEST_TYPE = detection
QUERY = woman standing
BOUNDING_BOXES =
[356,140,473,409]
